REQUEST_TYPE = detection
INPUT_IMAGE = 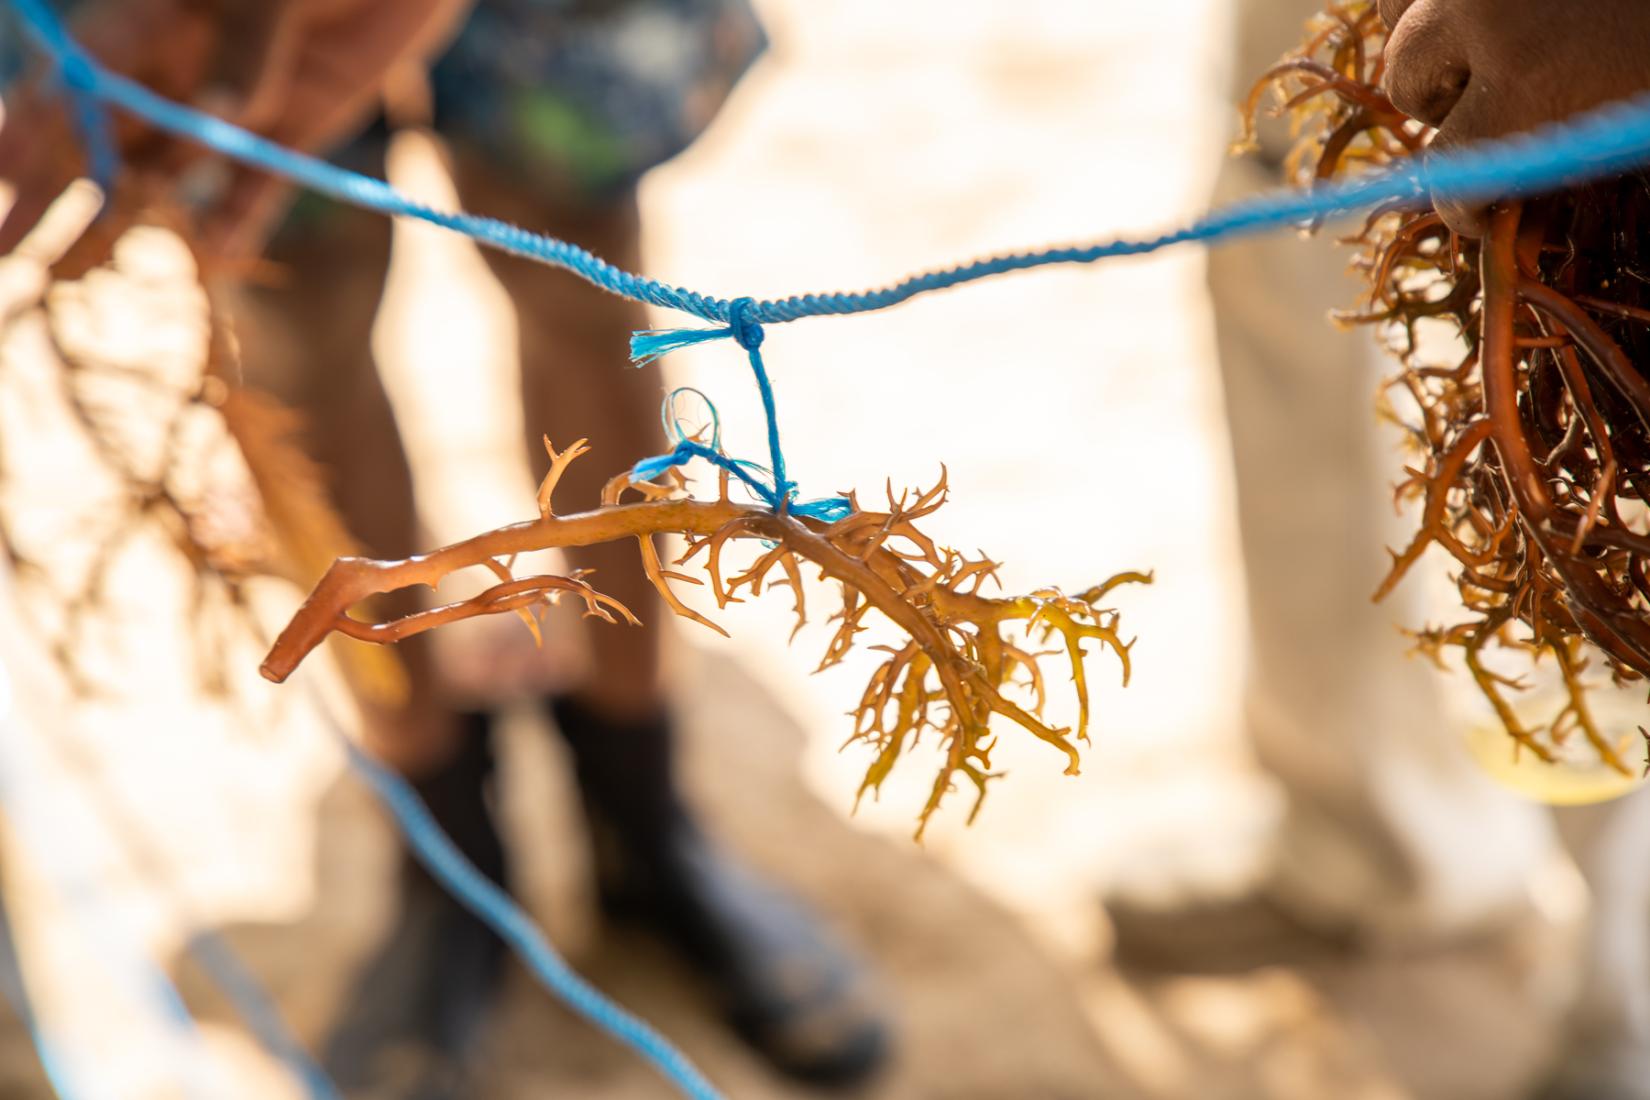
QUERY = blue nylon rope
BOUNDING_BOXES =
[14,0,1650,330]
[182,930,343,1100]
[628,298,854,516]
[336,733,725,1100]
[19,0,1650,523]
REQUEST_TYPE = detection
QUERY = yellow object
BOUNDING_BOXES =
[1465,713,1648,806]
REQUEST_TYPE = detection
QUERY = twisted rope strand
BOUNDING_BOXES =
[13,0,1650,328]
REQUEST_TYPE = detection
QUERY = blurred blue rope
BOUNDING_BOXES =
[337,734,724,1100]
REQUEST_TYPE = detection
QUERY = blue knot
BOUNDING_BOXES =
[725,297,764,351]
[57,50,97,92]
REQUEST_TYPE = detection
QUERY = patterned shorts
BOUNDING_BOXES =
[3,0,767,201]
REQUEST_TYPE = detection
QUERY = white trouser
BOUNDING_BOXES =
[1215,0,1556,940]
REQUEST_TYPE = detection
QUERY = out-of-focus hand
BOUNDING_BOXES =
[0,0,473,257]
[1378,0,1650,235]
[203,0,474,256]
[0,0,219,254]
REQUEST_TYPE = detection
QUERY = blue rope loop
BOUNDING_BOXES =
[632,398,852,522]
[661,386,723,452]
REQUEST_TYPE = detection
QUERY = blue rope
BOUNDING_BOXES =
[14,0,1650,330]
[337,734,725,1100]
[16,0,1650,518]
[9,0,115,191]
[630,298,854,518]
[182,930,342,1100]
[0,886,86,1100]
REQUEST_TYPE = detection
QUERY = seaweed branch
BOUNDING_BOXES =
[262,447,1149,837]
[1249,1,1650,771]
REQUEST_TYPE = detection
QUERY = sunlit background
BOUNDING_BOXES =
[0,1,1633,1097]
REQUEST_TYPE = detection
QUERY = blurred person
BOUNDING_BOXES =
[0,1,889,1094]
[1107,1,1650,1097]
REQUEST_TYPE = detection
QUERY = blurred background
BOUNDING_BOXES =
[0,0,1635,1097]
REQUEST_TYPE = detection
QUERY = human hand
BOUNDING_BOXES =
[0,0,219,254]
[202,0,474,256]
[1378,0,1650,235]
[0,0,472,257]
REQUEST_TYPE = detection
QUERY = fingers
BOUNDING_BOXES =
[198,0,474,256]
[1381,0,1471,129]
[1376,0,1419,32]
[1382,0,1650,235]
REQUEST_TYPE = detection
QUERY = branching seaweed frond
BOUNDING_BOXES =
[1248,1,1650,771]
[263,444,1149,836]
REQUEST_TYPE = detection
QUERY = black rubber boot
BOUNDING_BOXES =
[550,694,892,1087]
[323,715,508,1100]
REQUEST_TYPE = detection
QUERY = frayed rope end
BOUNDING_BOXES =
[629,325,734,367]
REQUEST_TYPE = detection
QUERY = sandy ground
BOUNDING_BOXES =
[0,1,1599,1097]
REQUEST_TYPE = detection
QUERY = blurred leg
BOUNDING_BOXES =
[447,153,890,1086]
[1206,153,1551,940]
[1110,0,1553,964]
[448,162,664,722]
[1538,792,1650,1099]
[230,195,508,1096]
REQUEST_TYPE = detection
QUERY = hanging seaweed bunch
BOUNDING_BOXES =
[1245,1,1650,778]
[0,190,405,708]
[261,402,1149,838]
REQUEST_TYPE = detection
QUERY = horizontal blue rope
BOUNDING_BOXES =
[337,734,724,1100]
[13,0,1650,329]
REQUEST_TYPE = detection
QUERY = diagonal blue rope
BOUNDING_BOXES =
[335,732,725,1100]
[8,0,115,191]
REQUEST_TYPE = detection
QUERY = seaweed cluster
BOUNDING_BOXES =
[261,440,1148,836]
[1246,2,1650,773]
